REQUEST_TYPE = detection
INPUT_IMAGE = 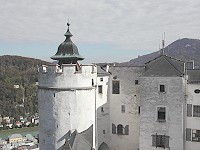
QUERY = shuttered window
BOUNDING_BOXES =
[186,128,191,141]
[125,125,129,135]
[187,104,192,117]
[112,123,116,134]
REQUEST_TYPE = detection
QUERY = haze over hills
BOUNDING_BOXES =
[122,38,200,68]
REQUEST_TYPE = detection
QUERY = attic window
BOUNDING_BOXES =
[160,85,165,93]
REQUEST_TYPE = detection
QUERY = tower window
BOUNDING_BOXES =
[98,85,103,94]
[121,105,125,113]
[135,80,139,85]
[160,85,165,93]
[157,107,166,121]
[103,130,105,134]
[112,80,120,94]
[101,107,104,112]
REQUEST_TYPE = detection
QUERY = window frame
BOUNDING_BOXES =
[152,134,169,148]
[157,107,166,122]
[192,129,200,142]
[159,84,165,93]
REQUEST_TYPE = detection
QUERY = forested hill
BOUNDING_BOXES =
[0,55,49,118]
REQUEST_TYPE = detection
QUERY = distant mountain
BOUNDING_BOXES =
[0,55,49,117]
[121,38,200,68]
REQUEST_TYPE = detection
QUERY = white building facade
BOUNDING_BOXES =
[38,24,200,150]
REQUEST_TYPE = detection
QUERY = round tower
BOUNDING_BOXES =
[38,23,97,150]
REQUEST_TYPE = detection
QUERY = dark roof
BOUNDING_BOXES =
[143,55,185,77]
[97,65,111,76]
[187,69,200,83]
[51,23,84,63]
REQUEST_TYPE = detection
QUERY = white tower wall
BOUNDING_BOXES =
[38,64,97,150]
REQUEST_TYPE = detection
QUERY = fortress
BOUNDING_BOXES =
[38,24,200,150]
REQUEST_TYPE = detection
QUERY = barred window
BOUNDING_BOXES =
[187,104,192,117]
[193,105,200,117]
[192,129,200,142]
[112,80,120,94]
[152,134,169,148]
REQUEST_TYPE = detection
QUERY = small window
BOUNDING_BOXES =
[152,134,169,148]
[53,93,56,97]
[103,130,105,134]
[187,104,192,117]
[193,105,200,117]
[92,79,94,86]
[117,124,123,134]
[112,123,116,134]
[121,105,125,113]
[192,129,200,142]
[138,106,140,114]
[98,85,103,94]
[101,107,104,112]
[135,80,139,85]
[157,107,166,121]
[160,85,165,93]
[112,80,120,94]
[100,78,103,82]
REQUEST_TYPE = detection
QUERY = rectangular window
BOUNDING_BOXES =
[157,107,166,121]
[152,134,169,148]
[112,80,120,94]
[103,130,105,134]
[100,78,103,82]
[101,107,104,112]
[186,128,191,141]
[160,85,165,92]
[135,80,139,85]
[192,129,200,142]
[121,105,125,113]
[187,104,192,117]
[98,85,103,94]
[193,105,200,117]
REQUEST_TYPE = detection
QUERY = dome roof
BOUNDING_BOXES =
[51,23,84,64]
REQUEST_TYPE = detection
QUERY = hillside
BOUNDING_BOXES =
[0,55,49,118]
[123,38,200,68]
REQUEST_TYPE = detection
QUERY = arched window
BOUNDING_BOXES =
[117,124,124,134]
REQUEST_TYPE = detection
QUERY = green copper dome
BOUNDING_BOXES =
[51,23,84,64]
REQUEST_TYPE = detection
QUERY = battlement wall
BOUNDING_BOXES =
[38,64,97,88]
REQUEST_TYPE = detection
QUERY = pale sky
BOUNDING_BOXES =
[0,0,200,63]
